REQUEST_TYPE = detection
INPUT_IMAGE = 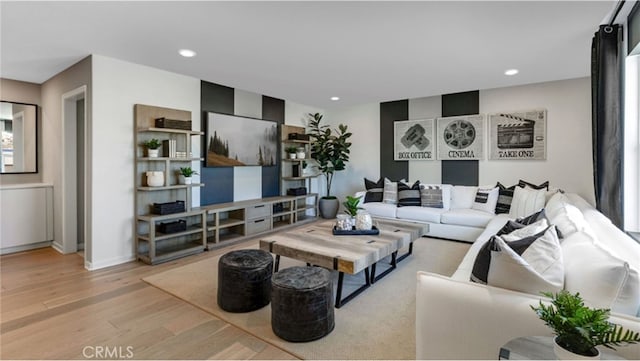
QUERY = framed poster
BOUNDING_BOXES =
[394,119,435,160]
[436,115,484,160]
[488,109,546,160]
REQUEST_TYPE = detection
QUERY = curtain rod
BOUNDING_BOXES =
[607,0,626,28]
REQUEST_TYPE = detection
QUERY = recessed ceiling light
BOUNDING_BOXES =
[504,69,519,76]
[330,96,340,101]
[179,49,197,58]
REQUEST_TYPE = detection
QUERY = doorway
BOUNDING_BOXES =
[61,86,88,262]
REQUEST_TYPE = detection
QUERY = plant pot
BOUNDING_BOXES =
[179,175,192,185]
[355,211,373,230]
[148,148,160,158]
[288,153,297,159]
[296,151,306,159]
[553,337,600,360]
[146,171,164,187]
[319,198,339,219]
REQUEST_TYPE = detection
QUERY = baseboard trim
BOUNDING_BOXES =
[1,241,53,255]
[85,254,136,271]
[51,241,64,254]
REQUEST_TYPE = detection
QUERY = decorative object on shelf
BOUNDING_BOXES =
[531,290,640,360]
[151,200,185,215]
[296,147,306,159]
[157,219,187,234]
[292,163,300,177]
[308,112,352,219]
[146,171,164,187]
[178,166,198,185]
[143,138,162,158]
[162,139,177,158]
[155,117,192,130]
[285,146,298,159]
[288,133,310,141]
[286,187,307,196]
[355,210,373,231]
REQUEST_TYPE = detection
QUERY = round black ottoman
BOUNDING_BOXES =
[271,266,334,342]
[217,249,273,313]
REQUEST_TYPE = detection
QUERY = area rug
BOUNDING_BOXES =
[143,237,469,360]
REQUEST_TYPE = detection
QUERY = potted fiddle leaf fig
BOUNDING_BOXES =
[308,112,352,219]
[531,290,640,359]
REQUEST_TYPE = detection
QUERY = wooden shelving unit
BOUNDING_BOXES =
[134,104,206,265]
[280,125,319,220]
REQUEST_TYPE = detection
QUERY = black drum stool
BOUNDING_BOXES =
[217,249,273,313]
[271,266,334,342]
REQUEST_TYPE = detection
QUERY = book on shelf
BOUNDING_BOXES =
[162,139,177,158]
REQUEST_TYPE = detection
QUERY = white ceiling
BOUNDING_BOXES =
[0,1,616,109]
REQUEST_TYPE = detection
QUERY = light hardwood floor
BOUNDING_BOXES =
[0,244,299,360]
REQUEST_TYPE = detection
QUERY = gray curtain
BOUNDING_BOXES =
[591,24,623,228]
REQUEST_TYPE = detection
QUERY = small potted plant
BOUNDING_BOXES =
[531,290,640,359]
[343,195,363,218]
[178,166,198,185]
[285,146,298,159]
[143,138,161,158]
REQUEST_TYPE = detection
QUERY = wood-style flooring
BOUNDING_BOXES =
[0,243,299,360]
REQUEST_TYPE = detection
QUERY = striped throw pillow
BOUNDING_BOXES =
[495,182,516,214]
[383,178,399,204]
[420,185,443,208]
[364,178,384,203]
[397,181,421,207]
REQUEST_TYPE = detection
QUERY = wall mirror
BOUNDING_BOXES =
[1,101,38,173]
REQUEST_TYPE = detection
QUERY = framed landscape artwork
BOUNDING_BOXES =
[488,109,547,160]
[436,115,484,160]
[393,119,435,161]
[205,112,278,167]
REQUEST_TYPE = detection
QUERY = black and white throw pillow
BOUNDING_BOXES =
[420,185,443,208]
[397,181,421,207]
[495,182,516,214]
[383,177,400,204]
[517,208,547,225]
[471,225,564,294]
[364,178,384,203]
[518,179,550,190]
[471,187,499,214]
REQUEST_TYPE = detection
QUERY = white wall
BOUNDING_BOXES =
[90,55,201,270]
[324,103,380,201]
[479,77,594,203]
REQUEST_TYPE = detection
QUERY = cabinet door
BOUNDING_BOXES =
[1,188,49,248]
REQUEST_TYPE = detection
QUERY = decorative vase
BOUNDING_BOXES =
[553,337,600,360]
[148,148,159,158]
[296,149,306,159]
[355,211,373,230]
[319,198,339,219]
[179,175,192,185]
[336,214,352,230]
[146,171,164,187]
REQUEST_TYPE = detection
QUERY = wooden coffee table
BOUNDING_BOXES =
[259,218,428,307]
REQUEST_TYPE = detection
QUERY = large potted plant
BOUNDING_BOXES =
[531,290,640,359]
[308,112,352,218]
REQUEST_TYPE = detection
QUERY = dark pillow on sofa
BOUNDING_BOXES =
[518,180,550,190]
[364,178,384,203]
[495,182,516,214]
[397,181,421,207]
[517,208,547,225]
[495,220,526,236]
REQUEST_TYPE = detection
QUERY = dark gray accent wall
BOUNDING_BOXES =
[201,81,235,205]
[441,91,479,186]
[380,100,409,181]
[261,96,285,197]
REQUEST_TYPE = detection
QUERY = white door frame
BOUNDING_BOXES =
[60,86,89,259]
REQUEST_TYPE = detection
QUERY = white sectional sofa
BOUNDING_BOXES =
[355,184,495,242]
[414,192,640,360]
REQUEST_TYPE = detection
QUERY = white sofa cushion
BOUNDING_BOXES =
[547,201,588,239]
[361,202,397,219]
[441,209,494,228]
[488,226,564,294]
[562,230,640,316]
[509,186,546,218]
[396,206,447,223]
[450,186,478,209]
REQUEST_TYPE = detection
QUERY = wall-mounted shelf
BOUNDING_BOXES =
[134,104,206,265]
